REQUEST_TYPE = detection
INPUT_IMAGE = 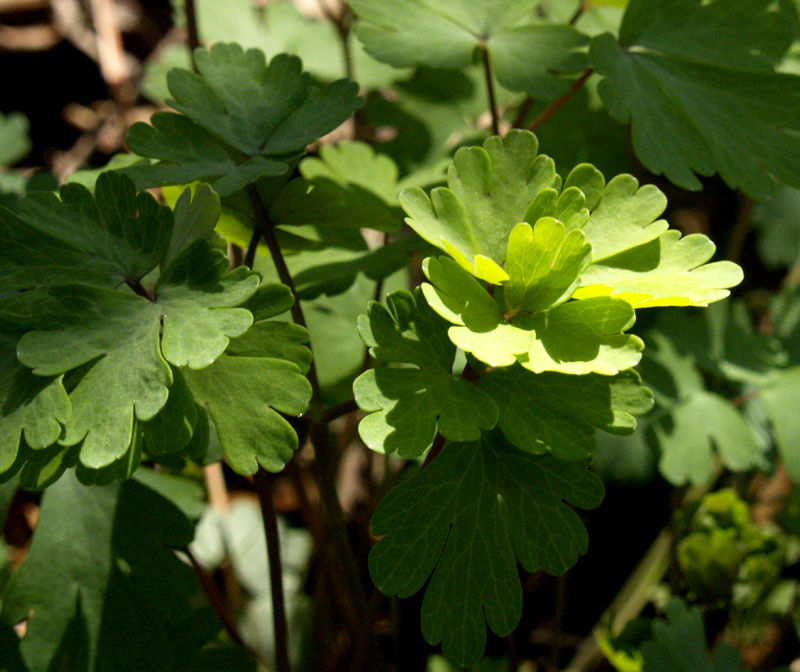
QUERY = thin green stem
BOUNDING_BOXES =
[479,44,501,136]
[253,469,292,672]
[528,68,593,132]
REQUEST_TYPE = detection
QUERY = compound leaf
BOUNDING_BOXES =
[126,44,362,194]
[351,0,589,99]
[576,230,744,307]
[369,432,603,665]
[401,131,559,282]
[182,304,313,474]
[15,240,259,471]
[589,0,800,197]
[480,366,652,459]
[354,290,498,456]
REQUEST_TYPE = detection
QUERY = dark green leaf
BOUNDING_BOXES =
[640,599,748,672]
[589,0,800,197]
[370,432,603,665]
[480,366,652,459]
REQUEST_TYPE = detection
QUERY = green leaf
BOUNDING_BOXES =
[480,366,652,459]
[589,0,800,197]
[401,131,559,282]
[640,599,748,672]
[369,432,603,665]
[270,141,404,233]
[124,113,290,196]
[292,234,437,300]
[421,256,534,367]
[354,290,498,456]
[181,303,313,474]
[579,174,668,262]
[0,174,173,319]
[170,44,361,157]
[516,296,644,375]
[164,183,221,267]
[758,368,800,482]
[504,218,592,316]
[640,334,766,486]
[351,0,589,98]
[0,472,210,672]
[0,335,70,476]
[127,44,362,194]
[576,230,743,307]
[16,240,258,471]
[423,256,643,374]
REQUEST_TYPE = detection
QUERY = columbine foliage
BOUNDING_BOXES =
[7,0,799,664]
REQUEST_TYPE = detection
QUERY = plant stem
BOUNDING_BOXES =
[569,0,590,25]
[184,0,201,72]
[253,468,293,672]
[527,68,593,132]
[179,546,253,654]
[244,227,262,269]
[479,43,501,136]
[310,423,370,621]
[247,183,374,646]
[323,398,360,423]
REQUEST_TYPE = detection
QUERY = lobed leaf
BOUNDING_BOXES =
[182,301,313,474]
[589,0,800,197]
[0,334,70,477]
[354,290,498,456]
[369,432,604,665]
[640,334,766,485]
[480,366,653,459]
[350,0,589,99]
[126,44,362,194]
[1,472,233,672]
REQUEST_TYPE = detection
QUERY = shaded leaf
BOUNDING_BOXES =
[351,0,589,98]
[370,432,603,665]
[480,366,652,459]
[354,290,498,456]
[589,0,800,197]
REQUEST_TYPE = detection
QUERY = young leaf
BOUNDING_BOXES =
[401,131,559,282]
[1,472,231,672]
[423,256,643,374]
[516,296,644,375]
[480,366,653,459]
[181,296,313,474]
[503,218,592,315]
[15,239,259,472]
[369,432,604,665]
[421,256,534,367]
[589,0,800,197]
[576,230,744,307]
[350,0,589,99]
[126,44,363,194]
[353,290,498,456]
[640,333,766,485]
